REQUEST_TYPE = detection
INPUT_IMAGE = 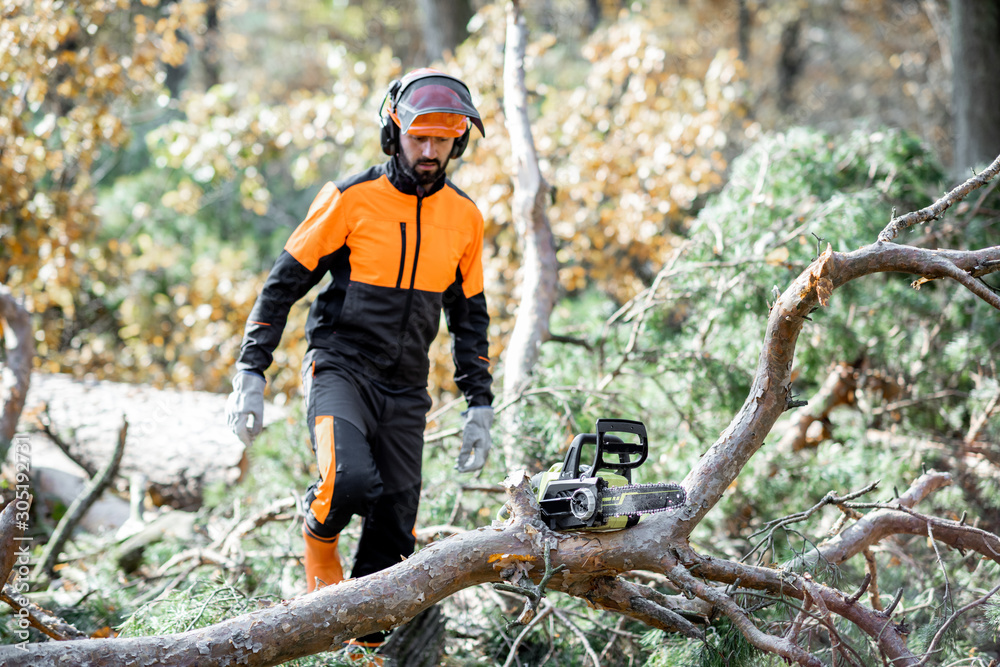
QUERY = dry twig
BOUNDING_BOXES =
[36,405,98,477]
[0,584,88,641]
[501,601,554,667]
[550,606,602,667]
[913,581,1000,667]
[32,418,128,581]
[863,549,883,611]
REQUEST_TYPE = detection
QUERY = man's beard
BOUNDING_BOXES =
[399,152,449,186]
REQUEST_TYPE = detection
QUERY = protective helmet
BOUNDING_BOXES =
[379,68,485,159]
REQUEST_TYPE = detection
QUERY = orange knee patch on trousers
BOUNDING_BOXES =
[309,415,336,524]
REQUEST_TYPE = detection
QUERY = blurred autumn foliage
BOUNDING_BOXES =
[0,0,959,404]
[0,0,229,386]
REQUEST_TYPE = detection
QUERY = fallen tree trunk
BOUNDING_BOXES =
[21,373,276,511]
[0,474,662,667]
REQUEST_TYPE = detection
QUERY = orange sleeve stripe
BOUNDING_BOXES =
[248,320,270,326]
[285,182,349,271]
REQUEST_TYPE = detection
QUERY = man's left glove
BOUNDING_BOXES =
[456,406,493,473]
[226,371,266,447]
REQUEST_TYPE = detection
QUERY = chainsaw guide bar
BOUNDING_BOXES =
[598,482,686,517]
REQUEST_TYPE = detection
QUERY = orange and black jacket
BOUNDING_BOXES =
[235,157,494,407]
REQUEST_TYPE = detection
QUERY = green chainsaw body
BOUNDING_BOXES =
[535,419,686,531]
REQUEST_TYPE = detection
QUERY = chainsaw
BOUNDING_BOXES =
[533,418,686,531]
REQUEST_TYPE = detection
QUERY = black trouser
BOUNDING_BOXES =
[301,349,431,579]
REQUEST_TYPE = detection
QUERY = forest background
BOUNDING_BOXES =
[1,0,999,665]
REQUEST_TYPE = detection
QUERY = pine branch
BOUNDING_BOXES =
[877,152,1000,242]
[665,563,823,667]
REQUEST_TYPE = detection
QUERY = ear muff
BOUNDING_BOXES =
[451,128,471,159]
[379,79,402,156]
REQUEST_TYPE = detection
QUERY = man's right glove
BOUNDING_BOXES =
[226,371,265,447]
[456,406,493,473]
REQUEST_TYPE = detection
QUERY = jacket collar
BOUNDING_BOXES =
[385,155,447,197]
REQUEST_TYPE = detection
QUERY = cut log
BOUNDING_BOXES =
[19,373,286,512]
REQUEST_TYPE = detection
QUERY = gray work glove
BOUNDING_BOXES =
[226,371,266,447]
[456,406,494,473]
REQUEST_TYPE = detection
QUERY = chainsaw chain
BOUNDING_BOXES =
[601,482,686,517]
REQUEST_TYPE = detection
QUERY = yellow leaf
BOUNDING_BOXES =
[765,246,789,266]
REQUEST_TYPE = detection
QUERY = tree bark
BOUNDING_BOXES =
[0,500,26,587]
[499,0,559,472]
[951,0,1000,175]
[7,467,998,666]
[0,285,34,462]
[672,240,1000,538]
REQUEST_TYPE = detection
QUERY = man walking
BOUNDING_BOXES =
[225,68,495,646]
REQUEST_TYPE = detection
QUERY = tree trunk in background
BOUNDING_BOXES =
[738,0,750,62]
[0,286,34,462]
[203,0,221,89]
[499,0,559,473]
[584,0,602,35]
[162,0,190,98]
[951,0,1000,174]
[777,18,803,113]
[417,0,472,62]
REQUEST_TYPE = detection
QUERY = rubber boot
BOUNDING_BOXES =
[303,525,344,593]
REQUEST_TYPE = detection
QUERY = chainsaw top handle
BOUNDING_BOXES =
[558,418,649,482]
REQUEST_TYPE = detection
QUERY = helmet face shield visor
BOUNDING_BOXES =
[390,75,486,138]
[396,112,468,138]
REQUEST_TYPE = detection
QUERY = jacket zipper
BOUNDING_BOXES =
[389,189,423,375]
[395,222,407,288]
[407,199,423,291]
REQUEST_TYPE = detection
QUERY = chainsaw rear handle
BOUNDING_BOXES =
[559,418,649,481]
